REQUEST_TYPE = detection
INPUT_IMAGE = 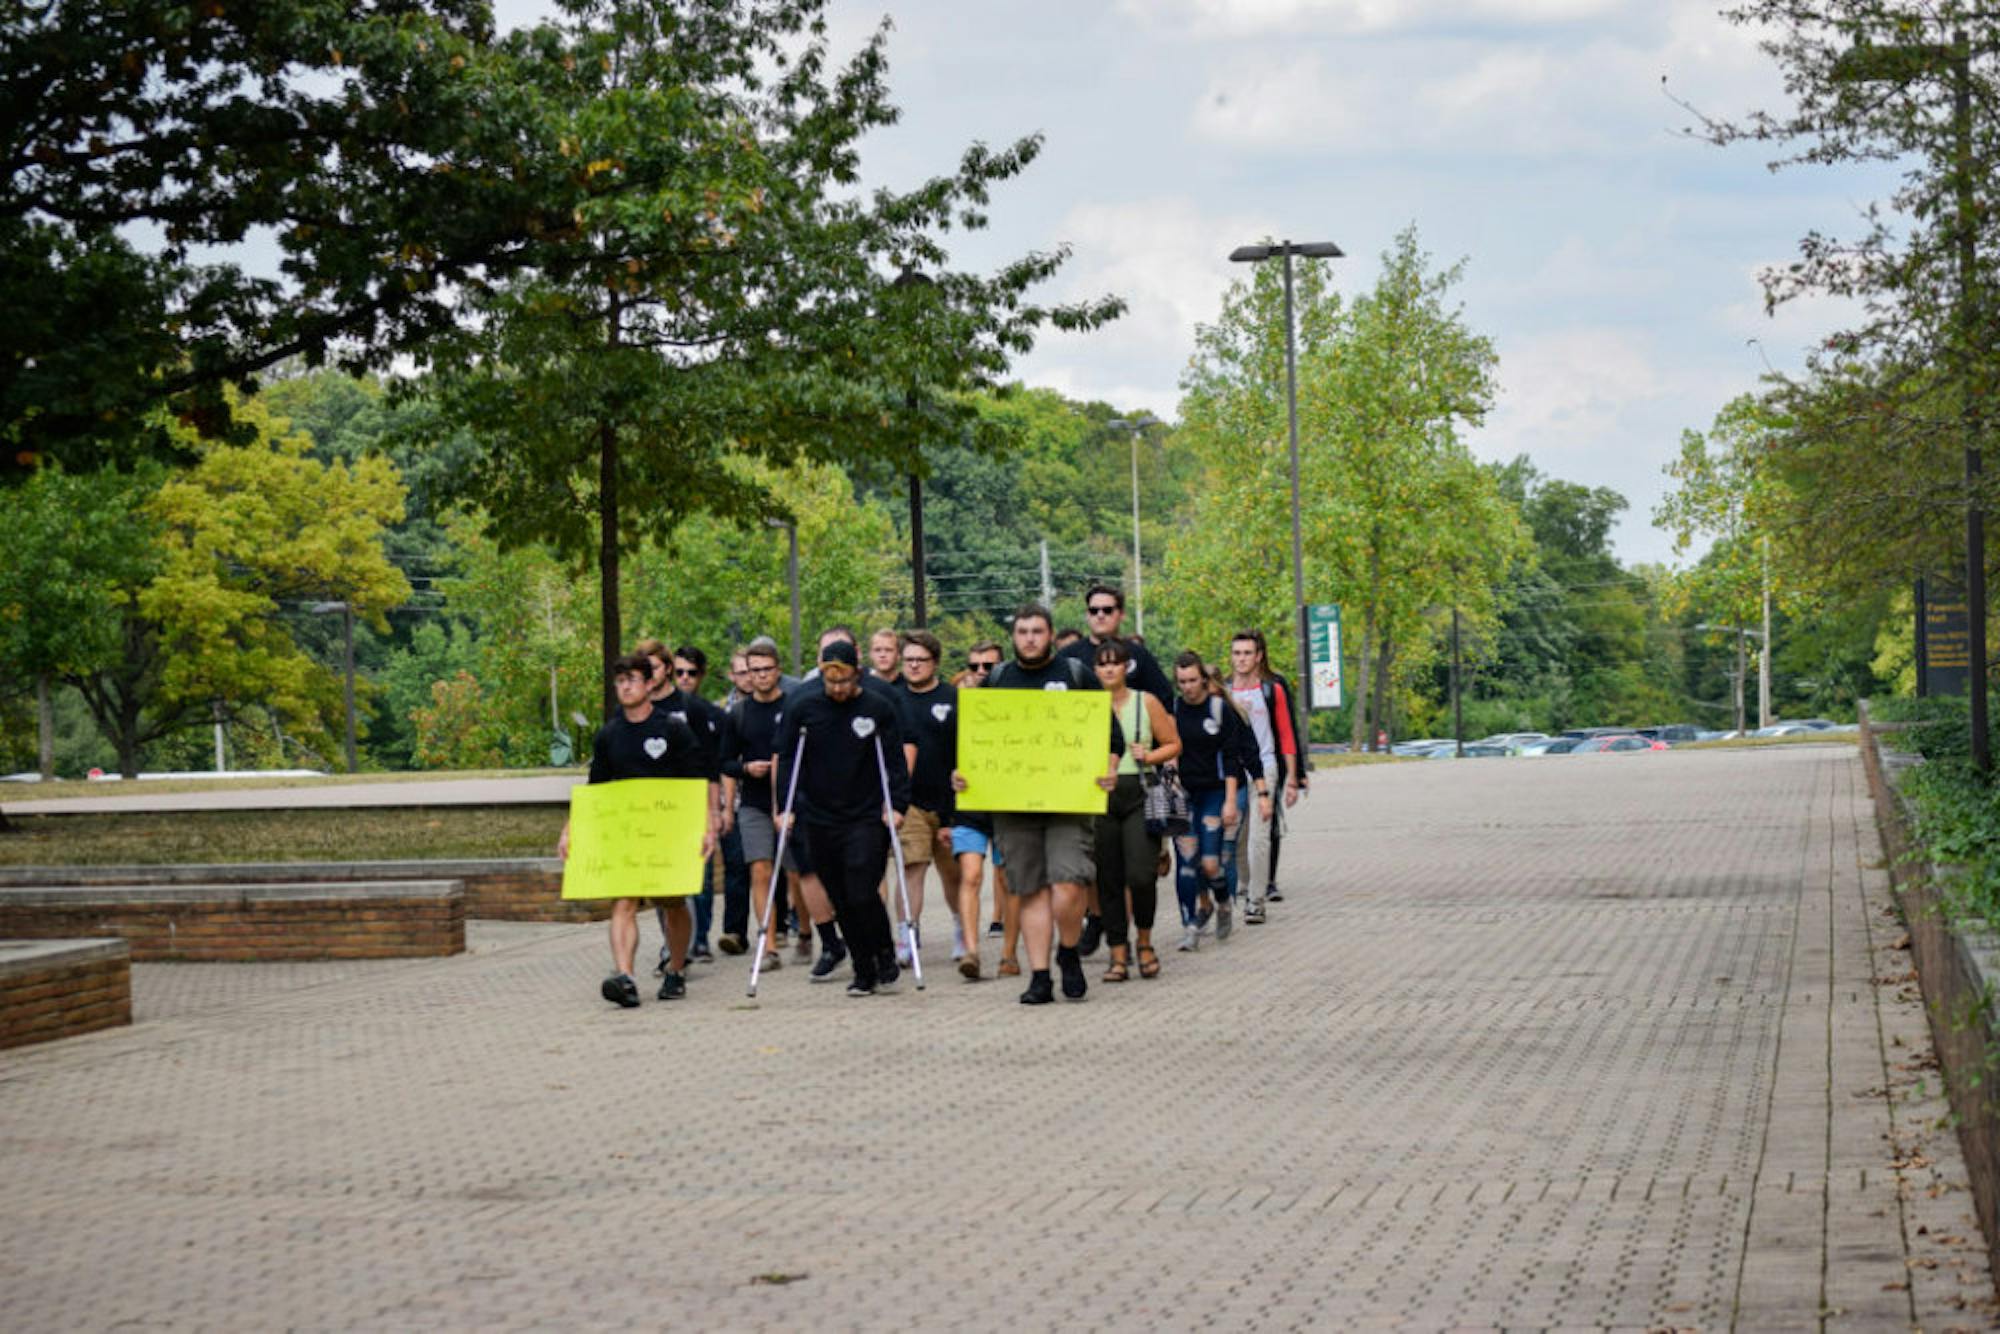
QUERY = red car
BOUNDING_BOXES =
[1569,734,1669,753]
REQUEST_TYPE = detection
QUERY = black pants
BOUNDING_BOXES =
[804,819,893,984]
[1094,774,1160,948]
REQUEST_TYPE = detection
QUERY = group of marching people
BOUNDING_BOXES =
[558,583,1308,1007]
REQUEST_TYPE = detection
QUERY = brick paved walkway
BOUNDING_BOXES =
[1,744,1992,1329]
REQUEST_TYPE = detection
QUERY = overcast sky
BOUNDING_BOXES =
[495,0,1901,566]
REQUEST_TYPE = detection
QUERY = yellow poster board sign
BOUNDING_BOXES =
[560,778,709,900]
[955,688,1112,815]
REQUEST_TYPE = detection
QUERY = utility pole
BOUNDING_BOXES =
[1039,539,1054,607]
[1759,537,1773,728]
[1451,606,1463,758]
[1734,625,1747,736]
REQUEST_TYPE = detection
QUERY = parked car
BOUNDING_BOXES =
[1390,738,1454,757]
[1570,734,1669,753]
[1423,742,1511,758]
[1561,726,1632,740]
[1518,738,1580,756]
[1751,723,1816,738]
[1634,724,1700,743]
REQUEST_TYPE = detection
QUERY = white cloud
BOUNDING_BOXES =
[1184,0,1780,159]
[1118,0,1621,39]
[1471,326,1668,464]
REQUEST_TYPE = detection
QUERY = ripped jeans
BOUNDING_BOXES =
[1173,786,1239,925]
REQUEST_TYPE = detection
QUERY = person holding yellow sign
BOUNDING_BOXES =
[559,653,718,1009]
[951,602,1124,1006]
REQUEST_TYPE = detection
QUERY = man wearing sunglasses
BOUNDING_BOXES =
[635,638,727,967]
[1058,583,1173,704]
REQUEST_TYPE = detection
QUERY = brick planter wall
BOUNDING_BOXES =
[0,939,131,1050]
[0,882,465,961]
[0,860,603,923]
[1858,704,2000,1294]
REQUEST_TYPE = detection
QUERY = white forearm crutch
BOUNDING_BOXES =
[748,729,808,998]
[874,735,925,990]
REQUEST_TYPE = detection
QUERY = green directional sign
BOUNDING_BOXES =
[1308,604,1342,709]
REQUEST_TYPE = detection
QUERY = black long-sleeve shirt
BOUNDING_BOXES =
[896,679,959,819]
[774,686,910,824]
[721,692,785,813]
[1170,693,1262,793]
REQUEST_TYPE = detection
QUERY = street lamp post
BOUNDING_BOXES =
[308,600,358,772]
[764,517,802,677]
[1229,239,1343,716]
[1107,413,1162,636]
[893,267,936,628]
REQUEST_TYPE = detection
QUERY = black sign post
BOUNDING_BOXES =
[1926,581,1972,697]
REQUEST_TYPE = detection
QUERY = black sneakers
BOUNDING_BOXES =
[658,971,686,1001]
[1266,885,1285,903]
[690,940,714,962]
[845,977,877,998]
[601,973,640,1009]
[1056,945,1087,1001]
[1019,972,1054,1005]
[809,938,849,983]
[1077,914,1104,957]
[876,958,901,994]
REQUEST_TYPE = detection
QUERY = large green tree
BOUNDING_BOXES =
[1167,226,1523,746]
[3,2,582,475]
[416,0,1120,710]
[53,401,411,776]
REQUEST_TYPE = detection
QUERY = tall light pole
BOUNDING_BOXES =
[893,267,936,627]
[1107,413,1162,636]
[1834,31,1988,773]
[1229,239,1343,714]
[765,517,802,677]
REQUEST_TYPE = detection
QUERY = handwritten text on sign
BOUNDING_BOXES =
[561,778,709,900]
[955,689,1112,814]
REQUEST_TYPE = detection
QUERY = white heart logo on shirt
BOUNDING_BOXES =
[643,737,668,758]
[931,703,953,722]
[1044,682,1068,691]
[1203,717,1221,736]
[852,716,876,739]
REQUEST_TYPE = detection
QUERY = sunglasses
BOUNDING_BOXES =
[1087,604,1119,616]
[673,667,700,679]
[968,661,997,672]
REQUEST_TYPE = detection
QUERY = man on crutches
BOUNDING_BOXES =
[774,639,911,997]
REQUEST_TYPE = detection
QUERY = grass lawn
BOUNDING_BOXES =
[0,805,567,867]
[1675,733,1860,751]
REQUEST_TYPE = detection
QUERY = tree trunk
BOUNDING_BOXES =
[1370,632,1395,751]
[599,413,620,721]
[36,673,54,780]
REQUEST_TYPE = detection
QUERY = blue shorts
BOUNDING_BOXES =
[949,825,1005,868]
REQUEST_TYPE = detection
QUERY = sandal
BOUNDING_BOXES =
[998,956,1021,977]
[1102,949,1130,984]
[1137,945,1161,979]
